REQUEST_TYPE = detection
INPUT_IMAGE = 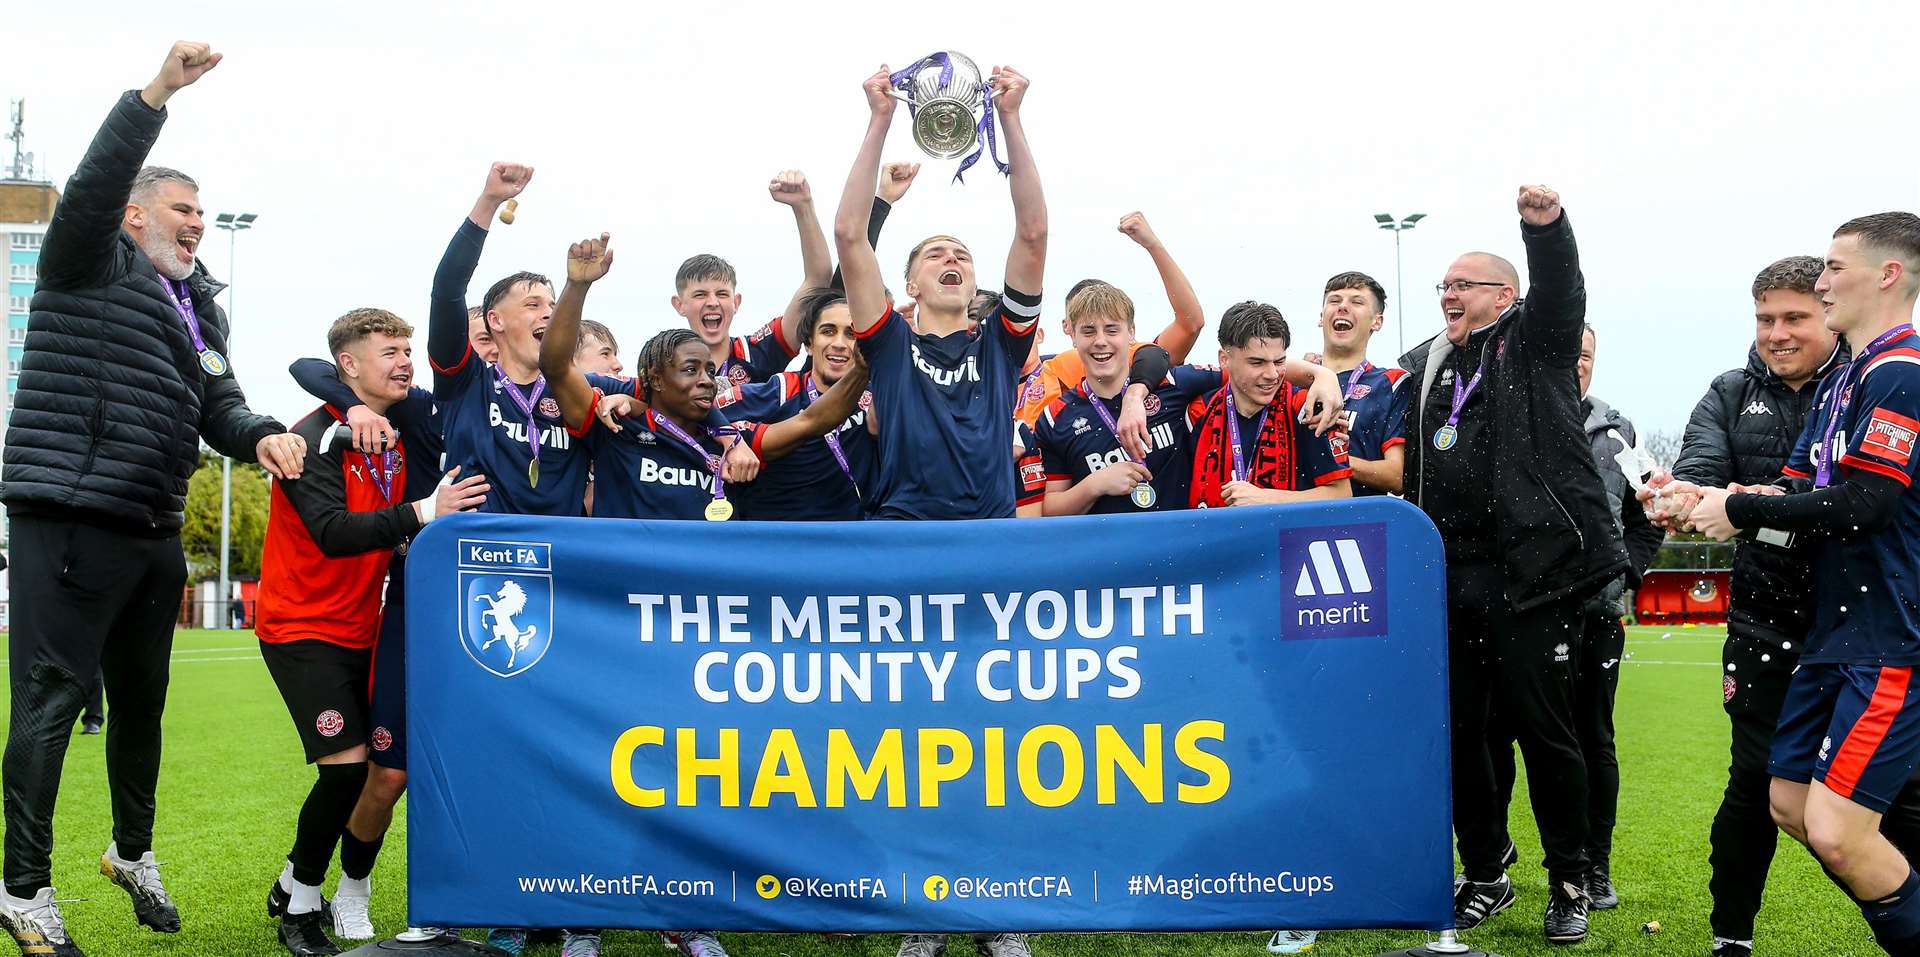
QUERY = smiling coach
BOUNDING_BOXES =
[0,42,304,954]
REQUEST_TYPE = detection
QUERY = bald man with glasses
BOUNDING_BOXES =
[1397,186,1629,946]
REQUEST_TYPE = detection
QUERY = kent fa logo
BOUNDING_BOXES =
[1278,523,1388,639]
[458,539,555,678]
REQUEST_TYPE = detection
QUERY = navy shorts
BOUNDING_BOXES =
[1770,662,1920,812]
[368,591,407,771]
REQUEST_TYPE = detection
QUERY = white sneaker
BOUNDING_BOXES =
[0,886,80,955]
[1266,930,1318,953]
[332,891,375,940]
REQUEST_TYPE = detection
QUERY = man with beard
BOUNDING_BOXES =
[0,42,305,957]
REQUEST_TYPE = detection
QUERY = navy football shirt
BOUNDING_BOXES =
[856,288,1041,520]
[1335,363,1410,497]
[722,372,873,522]
[1036,364,1223,513]
[718,317,799,388]
[432,356,635,517]
[591,408,727,521]
[1785,331,1920,665]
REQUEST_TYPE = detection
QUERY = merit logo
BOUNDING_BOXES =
[458,539,555,678]
[1279,523,1388,639]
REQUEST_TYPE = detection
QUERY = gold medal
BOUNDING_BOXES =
[528,459,540,488]
[704,499,735,522]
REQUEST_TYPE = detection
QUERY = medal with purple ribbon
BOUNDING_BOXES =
[1815,323,1914,487]
[363,449,399,501]
[1223,388,1270,484]
[654,412,733,521]
[160,278,228,376]
[1434,367,1482,452]
[1083,382,1155,508]
[806,376,861,497]
[495,368,547,488]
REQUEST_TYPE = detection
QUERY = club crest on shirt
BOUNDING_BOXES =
[316,710,344,738]
[1022,375,1044,403]
[1143,392,1162,415]
[728,365,751,385]
[1349,383,1373,400]
[1723,675,1737,703]
[859,390,874,410]
[538,397,561,419]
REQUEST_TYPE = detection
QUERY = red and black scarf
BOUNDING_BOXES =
[1189,385,1297,508]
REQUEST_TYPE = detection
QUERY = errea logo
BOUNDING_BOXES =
[1279,523,1388,640]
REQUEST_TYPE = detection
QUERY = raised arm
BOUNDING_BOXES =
[542,233,615,432]
[40,43,219,291]
[1516,185,1586,364]
[994,66,1047,299]
[834,68,897,333]
[771,170,832,348]
[831,163,916,292]
[429,163,532,383]
[752,354,871,463]
[1119,212,1203,362]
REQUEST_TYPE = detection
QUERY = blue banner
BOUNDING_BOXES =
[405,498,1451,932]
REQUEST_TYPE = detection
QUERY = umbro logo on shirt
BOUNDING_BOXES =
[1743,401,1773,416]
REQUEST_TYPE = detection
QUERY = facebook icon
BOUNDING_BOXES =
[1278,522,1390,640]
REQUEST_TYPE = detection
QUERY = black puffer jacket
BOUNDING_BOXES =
[1400,213,1628,611]
[1672,341,1846,651]
[1,91,281,534]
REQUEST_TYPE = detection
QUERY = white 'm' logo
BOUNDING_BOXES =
[1294,539,1374,596]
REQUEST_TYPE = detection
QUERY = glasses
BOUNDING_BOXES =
[1435,279,1507,295]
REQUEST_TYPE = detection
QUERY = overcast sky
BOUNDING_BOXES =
[5,0,1917,435]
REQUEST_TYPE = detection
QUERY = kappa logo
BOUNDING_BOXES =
[1553,643,1571,662]
[1743,400,1773,416]
[316,710,345,738]
[458,540,555,678]
[1279,523,1388,640]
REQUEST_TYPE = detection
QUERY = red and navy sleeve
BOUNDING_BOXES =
[1839,353,1920,486]
[1381,367,1411,448]
[738,319,799,381]
[1167,363,1225,401]
[1015,420,1046,507]
[718,377,797,424]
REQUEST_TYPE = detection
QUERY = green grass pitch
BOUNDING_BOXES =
[3,625,1882,955]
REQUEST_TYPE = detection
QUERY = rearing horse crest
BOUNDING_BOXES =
[474,580,539,671]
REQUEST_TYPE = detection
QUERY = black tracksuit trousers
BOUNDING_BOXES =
[2,514,186,895]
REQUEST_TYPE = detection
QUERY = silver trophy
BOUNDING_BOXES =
[890,52,986,160]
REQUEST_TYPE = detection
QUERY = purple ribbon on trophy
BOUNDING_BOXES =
[889,51,1009,184]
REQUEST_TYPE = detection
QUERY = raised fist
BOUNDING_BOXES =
[880,162,921,204]
[142,42,221,107]
[990,65,1031,114]
[1117,211,1160,250]
[567,233,614,284]
[484,163,535,205]
[1517,185,1562,226]
[864,66,897,117]
[768,170,811,207]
